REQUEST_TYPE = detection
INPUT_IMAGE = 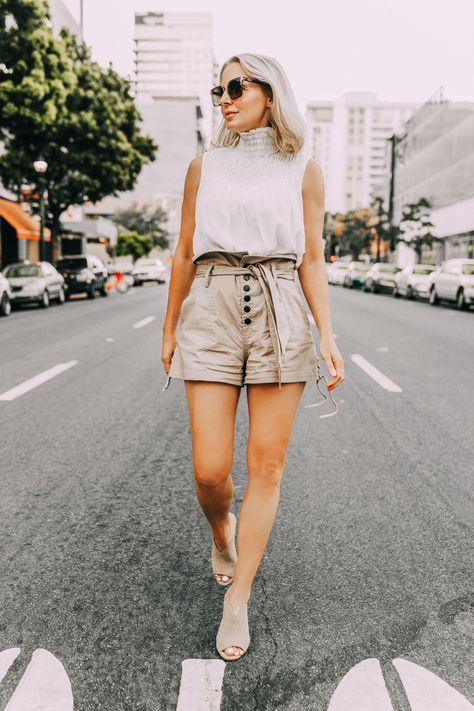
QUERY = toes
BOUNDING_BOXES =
[224,646,243,657]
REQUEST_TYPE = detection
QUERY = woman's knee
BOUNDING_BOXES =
[193,455,233,488]
[247,444,287,487]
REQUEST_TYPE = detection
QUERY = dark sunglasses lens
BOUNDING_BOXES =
[228,78,243,99]
[210,87,223,106]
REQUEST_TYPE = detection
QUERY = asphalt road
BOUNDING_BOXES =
[0,282,472,711]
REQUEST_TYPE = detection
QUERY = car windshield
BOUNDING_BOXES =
[462,264,474,275]
[136,260,158,266]
[354,263,370,271]
[56,258,87,270]
[413,267,435,275]
[335,263,349,269]
[379,265,399,273]
[4,264,41,278]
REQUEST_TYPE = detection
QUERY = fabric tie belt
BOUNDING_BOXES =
[194,259,296,390]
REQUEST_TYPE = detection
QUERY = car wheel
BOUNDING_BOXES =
[87,284,96,299]
[429,286,439,306]
[392,286,400,298]
[100,283,108,297]
[456,289,467,310]
[0,292,11,316]
[39,290,50,308]
[370,282,377,294]
[57,287,66,304]
[406,285,415,300]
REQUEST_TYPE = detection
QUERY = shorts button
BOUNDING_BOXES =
[243,274,250,281]
[244,295,251,302]
[243,285,250,292]
[244,317,252,325]
[244,305,251,312]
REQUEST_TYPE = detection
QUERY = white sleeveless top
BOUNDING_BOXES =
[192,126,311,268]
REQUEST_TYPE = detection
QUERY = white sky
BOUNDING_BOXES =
[81,0,474,113]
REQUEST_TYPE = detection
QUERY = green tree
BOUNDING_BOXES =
[114,201,170,250]
[397,197,442,263]
[116,231,152,261]
[0,0,157,259]
[367,196,397,261]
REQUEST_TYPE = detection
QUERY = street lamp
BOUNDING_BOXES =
[33,159,48,261]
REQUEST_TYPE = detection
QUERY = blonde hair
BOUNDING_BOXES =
[210,53,307,156]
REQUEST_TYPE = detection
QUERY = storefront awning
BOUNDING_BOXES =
[0,197,51,241]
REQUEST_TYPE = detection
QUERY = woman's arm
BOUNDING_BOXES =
[162,154,203,336]
[298,159,344,390]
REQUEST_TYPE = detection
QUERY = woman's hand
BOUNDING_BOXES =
[162,329,177,375]
[319,334,344,390]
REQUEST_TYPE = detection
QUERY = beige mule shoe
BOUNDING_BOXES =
[211,512,237,586]
[216,586,250,661]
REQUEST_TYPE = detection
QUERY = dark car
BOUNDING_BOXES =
[363,262,402,294]
[55,255,108,299]
[3,261,65,308]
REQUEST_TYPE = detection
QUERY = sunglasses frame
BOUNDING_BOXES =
[210,76,271,107]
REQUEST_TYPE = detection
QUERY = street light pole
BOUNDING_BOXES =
[33,159,48,262]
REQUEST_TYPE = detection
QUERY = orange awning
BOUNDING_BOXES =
[0,197,51,241]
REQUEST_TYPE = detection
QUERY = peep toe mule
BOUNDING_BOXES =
[211,512,238,586]
[216,586,250,661]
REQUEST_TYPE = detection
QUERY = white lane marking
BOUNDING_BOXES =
[4,649,73,710]
[350,354,403,392]
[133,315,156,329]
[0,361,78,402]
[328,658,394,710]
[393,657,474,711]
[0,648,21,684]
[376,346,390,352]
[176,660,225,711]
[105,337,114,342]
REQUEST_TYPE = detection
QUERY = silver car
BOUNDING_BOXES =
[0,271,13,316]
[4,261,65,308]
[393,264,437,300]
[328,261,351,285]
[428,258,474,310]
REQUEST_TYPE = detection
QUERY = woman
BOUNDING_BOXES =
[161,53,344,661]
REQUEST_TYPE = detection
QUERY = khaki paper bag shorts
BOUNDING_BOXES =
[165,250,323,389]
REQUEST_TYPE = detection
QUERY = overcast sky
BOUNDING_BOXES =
[81,0,474,114]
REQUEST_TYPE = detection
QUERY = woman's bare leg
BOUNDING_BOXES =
[228,381,306,613]
[184,380,241,581]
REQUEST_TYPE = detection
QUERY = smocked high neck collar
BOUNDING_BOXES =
[236,126,276,156]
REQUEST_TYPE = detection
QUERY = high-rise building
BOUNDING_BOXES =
[133,11,215,145]
[49,0,82,40]
[306,92,418,214]
[392,89,474,263]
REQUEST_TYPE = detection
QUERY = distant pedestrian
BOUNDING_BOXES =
[162,52,344,661]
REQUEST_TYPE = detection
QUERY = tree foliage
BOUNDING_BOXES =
[0,0,157,257]
[113,201,170,250]
[397,197,442,263]
[116,231,152,261]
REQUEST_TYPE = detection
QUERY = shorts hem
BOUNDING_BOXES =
[168,368,243,386]
[244,369,319,384]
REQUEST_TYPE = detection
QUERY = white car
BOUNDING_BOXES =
[328,261,351,285]
[428,258,474,309]
[393,264,437,300]
[4,261,65,308]
[0,271,12,316]
[132,258,168,285]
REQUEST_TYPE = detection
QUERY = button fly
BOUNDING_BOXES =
[244,317,252,325]
[244,305,251,313]
[243,274,250,281]
[244,295,251,302]
[243,285,250,292]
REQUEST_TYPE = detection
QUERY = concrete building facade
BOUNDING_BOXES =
[306,92,418,214]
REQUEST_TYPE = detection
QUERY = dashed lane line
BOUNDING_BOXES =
[0,361,79,402]
[176,660,225,711]
[133,316,156,329]
[350,353,403,392]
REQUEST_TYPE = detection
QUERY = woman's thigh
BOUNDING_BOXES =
[246,382,306,481]
[184,380,241,484]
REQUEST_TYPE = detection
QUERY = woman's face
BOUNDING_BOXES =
[219,62,272,133]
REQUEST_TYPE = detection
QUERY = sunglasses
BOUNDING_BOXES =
[210,76,271,107]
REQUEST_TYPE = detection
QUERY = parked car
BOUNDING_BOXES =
[343,261,371,288]
[131,257,168,285]
[392,264,437,300]
[0,271,13,316]
[55,255,108,299]
[428,258,474,310]
[328,261,351,285]
[108,258,134,276]
[363,262,402,293]
[3,261,65,308]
